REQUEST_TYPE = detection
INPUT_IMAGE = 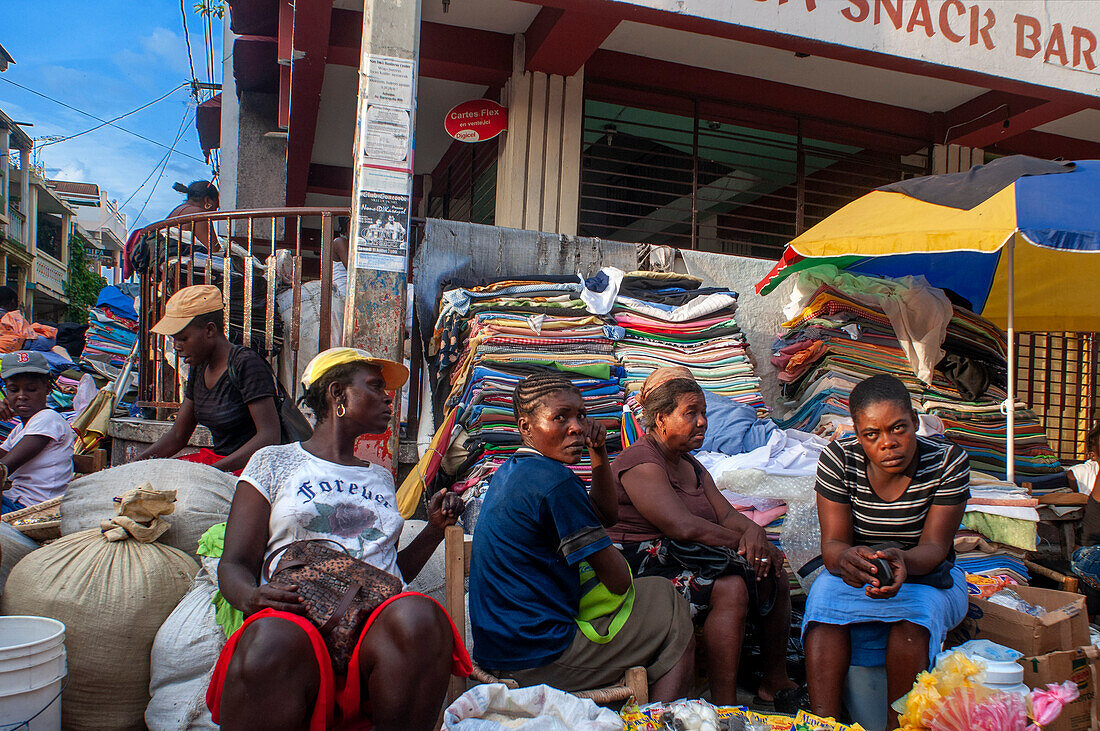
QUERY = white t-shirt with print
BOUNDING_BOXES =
[240,443,405,581]
[1,408,75,506]
[1070,459,1099,494]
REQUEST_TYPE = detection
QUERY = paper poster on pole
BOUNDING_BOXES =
[360,106,410,164]
[354,191,409,273]
[364,56,414,109]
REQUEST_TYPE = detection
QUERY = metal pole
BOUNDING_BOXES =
[1006,237,1016,484]
[345,0,420,473]
[691,98,699,250]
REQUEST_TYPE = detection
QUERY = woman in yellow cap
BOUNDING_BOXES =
[608,366,801,710]
[137,284,281,472]
[208,347,470,731]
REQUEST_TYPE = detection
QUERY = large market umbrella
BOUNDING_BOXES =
[755,155,1100,482]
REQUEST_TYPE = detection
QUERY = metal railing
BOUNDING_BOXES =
[137,207,349,411]
[1018,332,1099,464]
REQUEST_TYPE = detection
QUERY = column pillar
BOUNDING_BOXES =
[19,147,30,246]
[932,144,984,174]
[0,127,9,228]
[343,0,419,472]
[494,35,583,236]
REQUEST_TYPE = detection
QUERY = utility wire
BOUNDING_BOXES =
[121,104,193,211]
[135,108,194,223]
[0,77,206,164]
[38,83,188,148]
[181,0,201,101]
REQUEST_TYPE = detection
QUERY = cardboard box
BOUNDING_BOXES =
[954,585,1088,656]
[1021,645,1100,731]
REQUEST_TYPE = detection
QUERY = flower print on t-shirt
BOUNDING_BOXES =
[304,502,385,554]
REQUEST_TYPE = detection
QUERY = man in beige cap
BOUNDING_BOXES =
[137,284,281,472]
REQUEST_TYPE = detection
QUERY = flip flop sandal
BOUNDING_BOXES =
[751,684,810,715]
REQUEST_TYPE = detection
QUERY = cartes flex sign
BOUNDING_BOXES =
[445,99,508,143]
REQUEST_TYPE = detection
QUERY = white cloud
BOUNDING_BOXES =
[138,26,196,77]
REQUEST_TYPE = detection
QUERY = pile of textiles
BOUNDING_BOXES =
[81,288,138,374]
[952,474,1039,581]
[431,278,625,498]
[769,269,1061,483]
[613,277,764,409]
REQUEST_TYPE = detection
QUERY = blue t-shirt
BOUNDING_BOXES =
[469,449,612,670]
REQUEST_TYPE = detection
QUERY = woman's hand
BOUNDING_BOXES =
[866,547,907,599]
[426,488,465,531]
[738,523,776,579]
[585,419,607,455]
[245,582,306,616]
[837,545,879,588]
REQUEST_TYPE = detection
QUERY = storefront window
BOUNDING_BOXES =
[36,212,64,261]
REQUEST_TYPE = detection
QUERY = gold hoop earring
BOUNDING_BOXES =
[336,404,346,418]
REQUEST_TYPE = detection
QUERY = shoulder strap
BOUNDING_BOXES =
[225,344,245,394]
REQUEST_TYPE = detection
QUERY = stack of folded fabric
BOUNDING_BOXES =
[81,306,138,373]
[769,273,1061,483]
[613,276,765,410]
[431,280,625,499]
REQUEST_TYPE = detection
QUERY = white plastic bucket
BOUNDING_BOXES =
[844,665,887,731]
[0,616,66,731]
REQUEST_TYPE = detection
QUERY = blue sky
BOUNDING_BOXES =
[0,1,222,229]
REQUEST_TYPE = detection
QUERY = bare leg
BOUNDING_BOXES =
[755,576,798,700]
[804,622,850,720]
[219,617,321,731]
[357,595,455,731]
[884,621,929,731]
[649,635,696,702]
[702,574,750,706]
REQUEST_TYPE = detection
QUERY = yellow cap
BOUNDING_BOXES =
[151,285,223,336]
[301,347,409,391]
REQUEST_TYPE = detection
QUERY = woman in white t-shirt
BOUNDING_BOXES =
[1068,425,1100,495]
[209,347,469,731]
[0,351,74,514]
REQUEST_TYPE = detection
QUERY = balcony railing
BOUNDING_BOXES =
[137,207,349,411]
[5,204,24,246]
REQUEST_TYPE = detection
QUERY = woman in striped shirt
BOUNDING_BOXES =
[803,374,969,730]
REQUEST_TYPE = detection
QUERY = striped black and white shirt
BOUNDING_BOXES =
[816,435,970,549]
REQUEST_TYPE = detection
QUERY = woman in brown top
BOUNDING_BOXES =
[609,366,799,709]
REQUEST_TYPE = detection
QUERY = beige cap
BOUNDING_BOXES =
[151,284,223,336]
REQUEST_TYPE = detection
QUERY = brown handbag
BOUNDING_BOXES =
[262,539,404,673]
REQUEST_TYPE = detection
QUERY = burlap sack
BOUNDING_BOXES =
[61,459,236,557]
[2,489,199,731]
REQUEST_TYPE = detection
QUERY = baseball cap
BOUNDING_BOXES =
[151,284,223,336]
[1,351,51,380]
[301,347,409,391]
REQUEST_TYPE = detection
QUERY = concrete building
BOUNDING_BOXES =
[0,107,73,321]
[209,0,1098,256]
[49,180,128,284]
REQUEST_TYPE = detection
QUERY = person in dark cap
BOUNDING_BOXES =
[137,284,280,473]
[0,351,75,513]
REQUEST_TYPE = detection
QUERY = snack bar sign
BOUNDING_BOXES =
[445,100,508,143]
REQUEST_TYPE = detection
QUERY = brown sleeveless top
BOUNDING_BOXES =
[607,434,719,543]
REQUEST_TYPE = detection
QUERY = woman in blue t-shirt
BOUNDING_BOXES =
[469,372,695,701]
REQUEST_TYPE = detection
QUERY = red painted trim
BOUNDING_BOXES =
[285,0,335,208]
[326,14,512,86]
[989,130,1100,160]
[278,65,290,130]
[952,101,1085,148]
[510,0,1100,108]
[525,6,620,77]
[277,0,294,62]
[586,49,933,143]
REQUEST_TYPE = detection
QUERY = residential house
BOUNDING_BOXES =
[50,180,128,285]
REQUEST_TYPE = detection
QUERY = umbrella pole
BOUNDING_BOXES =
[1006,238,1016,484]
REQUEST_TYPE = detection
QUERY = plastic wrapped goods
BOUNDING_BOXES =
[0,520,38,595]
[61,459,236,557]
[2,488,198,730]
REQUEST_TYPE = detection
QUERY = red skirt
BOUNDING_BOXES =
[206,592,471,730]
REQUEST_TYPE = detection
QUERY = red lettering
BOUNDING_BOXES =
[971,7,995,49]
[1071,26,1097,70]
[907,0,934,36]
[1045,23,1069,65]
[778,0,819,7]
[938,0,965,43]
[1014,14,1042,58]
[875,0,903,30]
[841,0,869,22]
